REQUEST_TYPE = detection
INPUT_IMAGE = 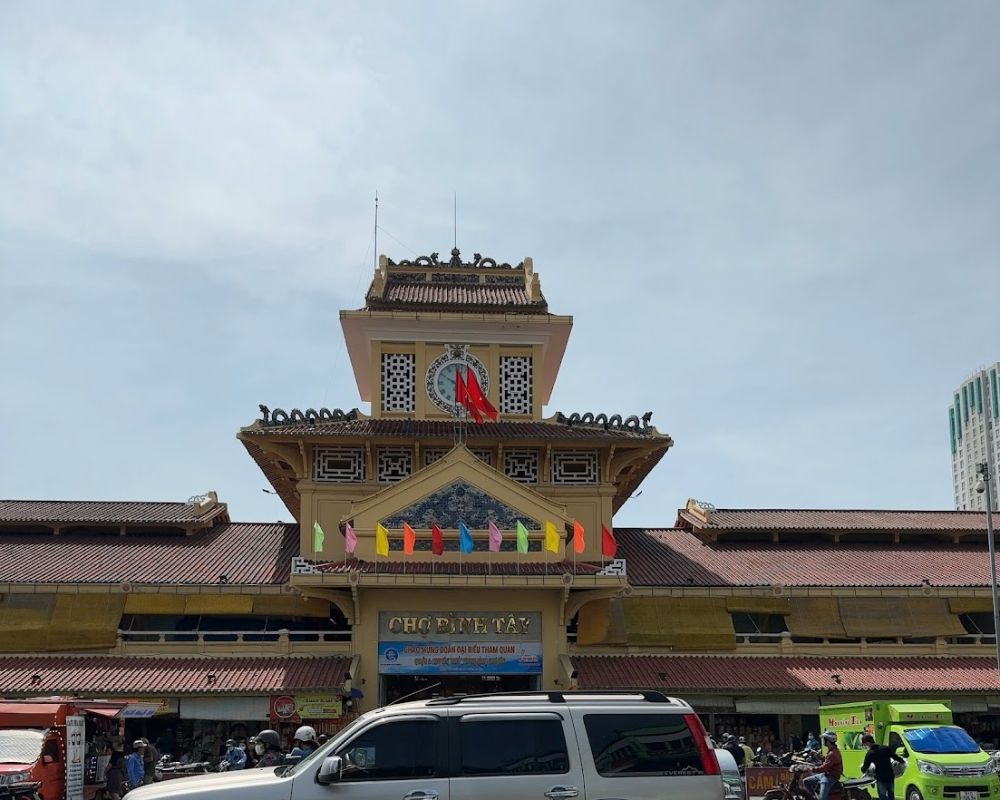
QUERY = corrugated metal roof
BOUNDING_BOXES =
[0,500,227,527]
[679,508,1000,532]
[571,655,1000,693]
[0,655,350,694]
[617,527,1000,587]
[0,522,298,584]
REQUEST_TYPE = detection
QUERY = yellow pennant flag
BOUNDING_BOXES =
[544,520,560,554]
[376,523,390,557]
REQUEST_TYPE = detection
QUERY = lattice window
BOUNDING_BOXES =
[501,356,533,415]
[551,450,600,485]
[377,447,413,483]
[504,449,539,484]
[381,353,415,413]
[423,448,448,467]
[471,448,494,466]
[314,447,366,483]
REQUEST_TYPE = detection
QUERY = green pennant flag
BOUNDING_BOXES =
[516,521,529,554]
[313,520,325,552]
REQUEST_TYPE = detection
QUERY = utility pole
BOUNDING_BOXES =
[977,461,1000,678]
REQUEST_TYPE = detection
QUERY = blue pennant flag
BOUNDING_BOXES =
[459,521,474,553]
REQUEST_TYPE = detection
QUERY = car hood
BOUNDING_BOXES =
[127,768,291,800]
[0,763,33,773]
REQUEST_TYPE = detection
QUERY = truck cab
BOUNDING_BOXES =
[823,701,1000,800]
[0,727,64,799]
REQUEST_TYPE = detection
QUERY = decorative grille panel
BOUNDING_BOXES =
[422,448,448,467]
[377,447,413,483]
[551,450,600,485]
[471,448,494,466]
[501,356,533,415]
[381,353,416,413]
[504,449,539,484]
[314,447,366,483]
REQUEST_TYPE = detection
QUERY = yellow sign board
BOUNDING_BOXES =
[294,694,343,719]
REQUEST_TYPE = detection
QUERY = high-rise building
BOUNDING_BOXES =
[950,363,1000,510]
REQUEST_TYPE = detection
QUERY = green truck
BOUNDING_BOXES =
[821,701,1000,800]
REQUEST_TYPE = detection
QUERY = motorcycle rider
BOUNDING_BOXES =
[803,731,843,800]
[739,736,755,765]
[861,733,905,800]
[253,729,285,767]
[723,734,746,773]
[222,738,247,770]
[807,732,821,751]
[290,725,319,759]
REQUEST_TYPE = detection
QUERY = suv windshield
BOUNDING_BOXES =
[903,727,980,755]
[0,730,44,764]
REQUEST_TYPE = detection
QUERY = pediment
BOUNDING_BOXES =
[342,444,568,531]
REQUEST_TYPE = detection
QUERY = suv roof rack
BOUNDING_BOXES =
[425,690,671,706]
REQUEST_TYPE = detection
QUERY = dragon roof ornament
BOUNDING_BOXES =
[258,405,360,427]
[387,247,522,270]
[554,411,654,433]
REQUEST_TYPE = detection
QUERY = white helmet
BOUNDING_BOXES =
[822,730,838,744]
[294,725,317,743]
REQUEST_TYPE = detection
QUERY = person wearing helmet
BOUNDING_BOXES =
[125,740,146,791]
[803,731,843,800]
[222,738,247,770]
[739,736,754,766]
[254,729,284,767]
[290,725,318,759]
[722,733,745,773]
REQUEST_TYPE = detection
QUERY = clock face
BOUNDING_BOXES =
[426,347,489,414]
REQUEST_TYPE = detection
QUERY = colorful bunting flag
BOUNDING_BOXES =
[573,520,585,554]
[376,523,390,557]
[459,521,475,553]
[488,521,503,552]
[403,523,416,555]
[344,522,357,555]
[544,520,560,554]
[431,523,445,556]
[465,368,498,422]
[601,525,617,558]
[516,521,529,554]
[313,520,325,552]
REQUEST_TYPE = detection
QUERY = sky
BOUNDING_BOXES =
[1,1,999,526]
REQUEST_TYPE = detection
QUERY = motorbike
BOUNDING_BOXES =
[755,747,782,766]
[154,754,214,781]
[0,783,42,800]
[762,761,874,800]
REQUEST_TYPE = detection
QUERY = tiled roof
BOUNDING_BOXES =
[0,522,299,585]
[314,559,604,576]
[0,500,227,528]
[242,418,669,442]
[369,282,545,312]
[0,655,350,695]
[678,508,1000,532]
[616,527,1000,587]
[571,655,1000,693]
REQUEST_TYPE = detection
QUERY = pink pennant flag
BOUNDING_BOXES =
[488,521,503,553]
[345,523,358,555]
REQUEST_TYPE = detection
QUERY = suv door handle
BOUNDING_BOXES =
[544,788,580,799]
[402,793,439,800]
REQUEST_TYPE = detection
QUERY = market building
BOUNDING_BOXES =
[4,248,1000,758]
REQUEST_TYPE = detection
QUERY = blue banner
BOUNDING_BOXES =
[378,640,543,675]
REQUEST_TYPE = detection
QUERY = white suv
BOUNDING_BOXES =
[131,691,725,800]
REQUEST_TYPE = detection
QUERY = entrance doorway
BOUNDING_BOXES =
[381,673,538,705]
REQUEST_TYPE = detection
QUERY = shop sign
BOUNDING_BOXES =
[379,611,543,675]
[270,694,343,722]
[65,715,85,800]
[746,767,790,795]
[121,700,175,718]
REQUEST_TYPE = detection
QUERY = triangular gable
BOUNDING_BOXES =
[342,444,568,532]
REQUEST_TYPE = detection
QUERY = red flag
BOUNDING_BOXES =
[403,523,416,555]
[465,368,498,421]
[431,524,445,556]
[455,370,483,423]
[573,520,585,554]
[601,525,617,558]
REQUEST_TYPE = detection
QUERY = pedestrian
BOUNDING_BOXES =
[807,731,821,751]
[125,740,145,793]
[739,736,754,766]
[141,737,159,784]
[861,733,905,800]
[803,731,843,800]
[105,751,125,800]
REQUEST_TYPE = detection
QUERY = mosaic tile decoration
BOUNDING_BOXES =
[382,479,541,530]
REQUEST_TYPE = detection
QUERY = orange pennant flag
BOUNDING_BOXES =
[403,523,416,555]
[573,520,585,554]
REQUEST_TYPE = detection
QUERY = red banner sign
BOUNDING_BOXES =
[746,767,791,796]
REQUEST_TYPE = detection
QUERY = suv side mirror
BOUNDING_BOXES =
[317,755,343,785]
[896,747,908,758]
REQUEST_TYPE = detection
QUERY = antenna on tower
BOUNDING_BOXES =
[453,191,457,249]
[374,190,379,270]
